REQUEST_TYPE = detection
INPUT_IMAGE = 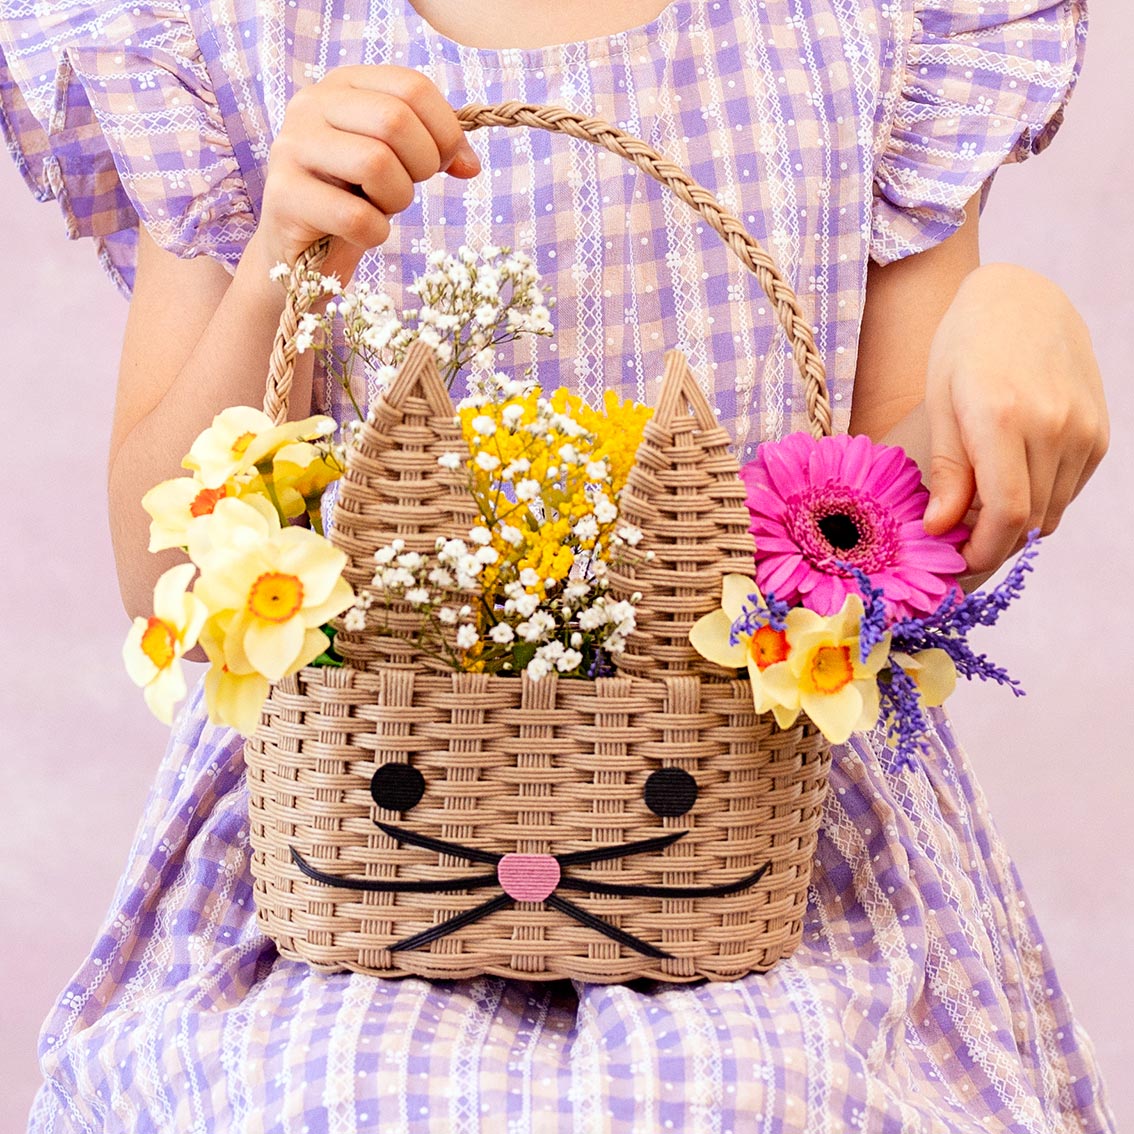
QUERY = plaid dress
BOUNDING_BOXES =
[0,0,1116,1130]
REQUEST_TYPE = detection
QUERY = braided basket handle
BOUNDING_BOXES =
[263,100,832,438]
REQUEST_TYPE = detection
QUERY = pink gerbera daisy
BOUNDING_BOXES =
[739,432,969,620]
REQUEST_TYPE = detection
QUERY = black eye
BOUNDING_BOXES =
[643,767,698,817]
[370,763,425,813]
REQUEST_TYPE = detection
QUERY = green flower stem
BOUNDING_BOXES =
[256,464,289,525]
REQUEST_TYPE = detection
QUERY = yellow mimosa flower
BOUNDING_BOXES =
[122,563,208,725]
[183,407,336,488]
[192,500,354,682]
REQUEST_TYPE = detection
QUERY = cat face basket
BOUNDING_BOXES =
[244,102,836,983]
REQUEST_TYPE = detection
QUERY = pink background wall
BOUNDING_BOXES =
[1,10,1130,1130]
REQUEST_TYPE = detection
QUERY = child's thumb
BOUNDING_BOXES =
[924,409,975,534]
[444,139,482,178]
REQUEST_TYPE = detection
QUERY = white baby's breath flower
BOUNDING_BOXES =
[515,479,541,502]
[593,495,618,524]
[474,452,500,472]
[437,451,463,471]
[437,607,458,625]
[501,404,525,428]
[343,606,367,632]
[499,525,523,546]
[517,612,555,642]
[471,415,496,436]
[455,624,479,650]
[404,587,430,607]
[585,460,609,481]
[573,516,600,542]
[438,538,468,561]
[488,623,515,645]
[513,593,540,618]
[519,568,541,589]
[468,526,492,546]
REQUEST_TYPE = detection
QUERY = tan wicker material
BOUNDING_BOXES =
[244,103,836,982]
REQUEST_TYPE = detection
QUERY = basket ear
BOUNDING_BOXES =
[330,340,479,671]
[609,350,756,678]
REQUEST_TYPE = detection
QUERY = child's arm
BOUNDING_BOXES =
[107,66,481,641]
[851,191,1108,582]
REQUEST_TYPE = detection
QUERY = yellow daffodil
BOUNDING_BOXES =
[269,441,344,522]
[122,563,208,724]
[689,574,792,717]
[892,648,957,707]
[190,499,354,682]
[185,495,283,567]
[690,577,891,744]
[141,473,273,552]
[183,407,336,488]
[198,612,273,736]
[760,594,891,744]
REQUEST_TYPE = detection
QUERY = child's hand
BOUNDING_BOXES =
[921,263,1108,577]
[252,65,481,285]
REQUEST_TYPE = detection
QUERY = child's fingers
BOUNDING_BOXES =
[923,395,975,535]
[299,128,418,218]
[963,426,1030,575]
[321,90,444,185]
[334,65,480,177]
[289,174,392,254]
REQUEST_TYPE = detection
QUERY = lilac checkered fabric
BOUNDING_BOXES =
[2,1,1116,1131]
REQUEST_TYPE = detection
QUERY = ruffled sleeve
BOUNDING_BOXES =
[871,0,1087,264]
[0,0,256,297]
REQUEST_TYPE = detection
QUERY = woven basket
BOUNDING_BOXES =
[244,102,835,983]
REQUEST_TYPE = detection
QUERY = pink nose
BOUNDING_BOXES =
[497,853,561,902]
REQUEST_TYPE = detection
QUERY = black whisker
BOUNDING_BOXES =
[544,894,673,960]
[557,861,771,899]
[556,831,685,867]
[374,823,503,866]
[289,847,500,893]
[390,894,514,952]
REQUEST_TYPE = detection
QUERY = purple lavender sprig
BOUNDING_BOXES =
[877,659,931,771]
[729,589,790,646]
[842,564,888,664]
[887,531,1041,694]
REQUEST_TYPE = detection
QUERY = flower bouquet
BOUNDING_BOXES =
[123,103,1035,984]
[690,430,1035,771]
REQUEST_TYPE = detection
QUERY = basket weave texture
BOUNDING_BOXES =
[244,102,835,983]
